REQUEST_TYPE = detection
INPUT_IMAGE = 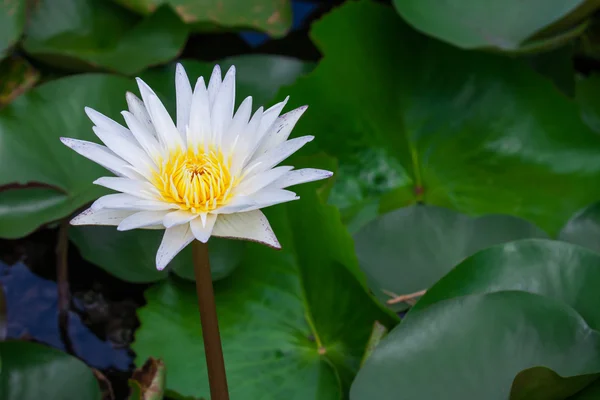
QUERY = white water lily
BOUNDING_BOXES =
[61,64,332,270]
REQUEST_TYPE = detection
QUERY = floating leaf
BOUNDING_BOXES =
[391,0,599,51]
[0,0,26,56]
[278,0,600,235]
[510,367,598,400]
[559,202,600,253]
[0,341,102,400]
[133,185,394,399]
[354,205,547,310]
[409,239,600,332]
[113,0,292,37]
[22,0,188,75]
[351,292,600,400]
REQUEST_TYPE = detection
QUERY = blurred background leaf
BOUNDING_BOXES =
[0,341,102,399]
[392,0,600,52]
[559,201,600,253]
[112,0,292,37]
[354,205,547,311]
[0,0,25,57]
[22,0,189,75]
[0,56,38,106]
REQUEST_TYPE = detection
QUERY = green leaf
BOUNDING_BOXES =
[0,74,134,238]
[128,358,166,400]
[0,0,25,56]
[22,0,188,75]
[0,341,102,400]
[141,56,315,111]
[569,378,600,399]
[112,0,292,37]
[510,367,598,400]
[559,202,600,253]
[0,56,38,107]
[391,0,600,51]
[70,226,245,283]
[351,291,600,400]
[278,0,600,235]
[133,186,394,399]
[576,74,600,133]
[354,205,547,311]
[409,239,600,331]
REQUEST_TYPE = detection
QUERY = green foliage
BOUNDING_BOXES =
[0,341,102,399]
[354,205,547,310]
[278,0,600,235]
[392,0,600,51]
[22,0,189,75]
[112,0,292,37]
[3,0,600,398]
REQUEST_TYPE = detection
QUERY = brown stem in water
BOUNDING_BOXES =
[192,241,229,400]
[57,218,75,355]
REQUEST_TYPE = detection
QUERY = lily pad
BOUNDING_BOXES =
[510,367,598,400]
[0,0,25,56]
[559,202,600,253]
[354,205,547,310]
[112,0,292,37]
[0,340,102,400]
[22,0,188,75]
[0,74,133,238]
[278,0,600,235]
[351,291,600,400]
[391,0,599,51]
[70,226,245,283]
[408,239,600,332]
[133,185,394,399]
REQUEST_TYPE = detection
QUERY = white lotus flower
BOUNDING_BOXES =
[61,64,332,270]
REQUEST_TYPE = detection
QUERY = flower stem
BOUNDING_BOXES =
[192,240,229,400]
[56,218,75,355]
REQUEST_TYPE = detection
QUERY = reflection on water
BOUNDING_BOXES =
[0,260,132,370]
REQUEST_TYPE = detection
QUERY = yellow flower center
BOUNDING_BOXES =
[153,147,237,213]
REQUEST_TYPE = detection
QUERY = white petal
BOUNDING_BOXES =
[163,210,198,228]
[254,105,308,156]
[93,177,159,199]
[147,94,185,152]
[212,210,280,248]
[92,126,156,179]
[190,213,217,242]
[85,107,136,144]
[257,96,289,140]
[92,193,176,211]
[60,138,143,180]
[211,66,236,147]
[70,207,134,226]
[122,111,161,159]
[135,78,158,114]
[230,106,263,175]
[235,166,293,196]
[242,189,299,212]
[213,196,256,214]
[244,136,314,177]
[269,168,333,189]
[117,210,170,231]
[188,77,211,150]
[207,65,222,106]
[156,225,195,270]
[223,96,252,154]
[176,63,193,138]
[126,92,157,138]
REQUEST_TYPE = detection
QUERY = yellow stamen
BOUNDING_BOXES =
[153,146,237,213]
